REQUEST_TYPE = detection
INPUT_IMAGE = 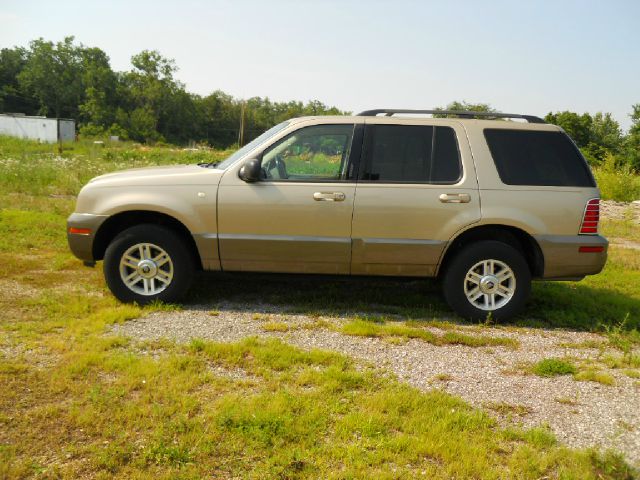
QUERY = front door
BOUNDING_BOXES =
[351,119,481,276]
[217,122,361,274]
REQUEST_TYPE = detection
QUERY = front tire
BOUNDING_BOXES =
[104,224,195,305]
[442,240,531,321]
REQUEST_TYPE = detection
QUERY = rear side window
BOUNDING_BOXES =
[361,125,461,183]
[484,129,595,187]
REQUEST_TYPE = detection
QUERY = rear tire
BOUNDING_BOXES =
[442,240,531,321]
[103,224,194,305]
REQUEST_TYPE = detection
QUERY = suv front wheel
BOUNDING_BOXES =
[443,240,531,321]
[104,224,195,305]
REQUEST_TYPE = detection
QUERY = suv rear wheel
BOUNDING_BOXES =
[443,240,531,321]
[104,224,194,305]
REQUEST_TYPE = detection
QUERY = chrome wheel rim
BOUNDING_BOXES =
[463,259,516,311]
[119,243,173,296]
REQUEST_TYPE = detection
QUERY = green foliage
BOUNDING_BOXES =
[532,358,577,377]
[433,100,496,118]
[625,104,640,171]
[545,111,595,148]
[341,319,518,348]
[17,36,86,119]
[593,154,640,201]
[1,37,348,147]
[544,109,638,172]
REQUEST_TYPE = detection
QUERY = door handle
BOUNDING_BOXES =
[313,191,346,202]
[439,193,471,203]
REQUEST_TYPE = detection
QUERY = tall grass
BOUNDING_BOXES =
[594,168,640,202]
[0,136,231,196]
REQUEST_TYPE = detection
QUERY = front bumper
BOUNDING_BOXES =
[534,234,608,279]
[67,213,108,263]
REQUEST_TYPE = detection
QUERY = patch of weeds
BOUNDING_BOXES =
[341,320,518,348]
[484,401,532,417]
[145,300,182,312]
[623,369,640,379]
[555,396,580,406]
[301,319,332,330]
[262,322,290,333]
[616,420,634,433]
[531,358,577,377]
[252,313,271,321]
[208,310,220,317]
[557,340,606,350]
[432,373,453,382]
[574,369,616,386]
[604,315,639,354]
[602,353,640,369]
[500,361,533,376]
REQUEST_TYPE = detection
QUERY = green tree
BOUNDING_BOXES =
[78,47,118,129]
[118,50,193,142]
[625,104,640,171]
[433,100,496,118]
[0,47,33,113]
[18,37,85,118]
[544,111,593,148]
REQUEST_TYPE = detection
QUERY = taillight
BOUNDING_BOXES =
[579,199,600,235]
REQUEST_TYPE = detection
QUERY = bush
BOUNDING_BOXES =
[593,155,640,202]
[532,358,577,377]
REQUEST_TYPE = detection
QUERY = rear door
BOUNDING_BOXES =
[351,118,480,276]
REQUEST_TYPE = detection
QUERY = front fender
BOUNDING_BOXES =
[78,185,218,234]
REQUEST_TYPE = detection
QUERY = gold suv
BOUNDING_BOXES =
[67,109,608,320]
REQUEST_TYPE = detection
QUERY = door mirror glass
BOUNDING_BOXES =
[238,158,261,183]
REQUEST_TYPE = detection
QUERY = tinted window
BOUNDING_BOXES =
[361,125,461,183]
[484,129,595,187]
[261,124,354,181]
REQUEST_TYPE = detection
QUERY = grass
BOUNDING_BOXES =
[532,358,578,377]
[1,135,639,477]
[262,321,290,332]
[0,135,231,196]
[484,401,532,417]
[341,319,519,349]
[574,369,617,386]
[531,358,618,386]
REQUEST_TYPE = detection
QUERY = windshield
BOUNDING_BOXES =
[215,121,291,169]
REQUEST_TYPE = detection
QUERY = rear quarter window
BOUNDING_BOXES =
[484,129,595,187]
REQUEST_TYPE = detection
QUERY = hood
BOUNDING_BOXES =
[88,164,224,187]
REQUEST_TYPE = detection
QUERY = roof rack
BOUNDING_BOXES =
[357,109,546,124]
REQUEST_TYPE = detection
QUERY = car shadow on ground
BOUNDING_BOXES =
[185,271,640,334]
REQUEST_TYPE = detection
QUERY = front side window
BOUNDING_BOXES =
[216,121,290,170]
[261,124,354,181]
[361,125,461,183]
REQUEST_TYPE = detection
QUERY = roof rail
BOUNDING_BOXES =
[356,109,546,124]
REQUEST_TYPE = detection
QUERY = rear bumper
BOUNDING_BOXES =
[67,213,108,263]
[534,234,608,279]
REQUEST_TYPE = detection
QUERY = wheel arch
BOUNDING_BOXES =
[437,224,544,278]
[92,210,203,269]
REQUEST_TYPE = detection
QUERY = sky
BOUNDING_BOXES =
[1,0,639,130]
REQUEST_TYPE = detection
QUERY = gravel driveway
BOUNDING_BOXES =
[113,303,640,467]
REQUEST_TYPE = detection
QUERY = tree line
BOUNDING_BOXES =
[0,37,638,170]
[0,37,346,147]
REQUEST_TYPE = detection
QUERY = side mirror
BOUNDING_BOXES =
[238,158,261,183]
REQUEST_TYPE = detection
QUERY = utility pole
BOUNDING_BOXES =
[238,101,245,147]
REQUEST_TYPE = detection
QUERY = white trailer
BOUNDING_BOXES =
[0,114,75,143]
